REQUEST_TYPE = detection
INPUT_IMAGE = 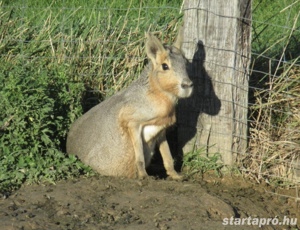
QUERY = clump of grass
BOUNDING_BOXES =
[245,64,300,187]
[182,145,223,177]
[0,0,183,192]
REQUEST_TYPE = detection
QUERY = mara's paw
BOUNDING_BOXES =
[137,170,148,180]
[168,172,184,181]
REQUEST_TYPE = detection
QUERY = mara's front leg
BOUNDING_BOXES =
[158,132,182,180]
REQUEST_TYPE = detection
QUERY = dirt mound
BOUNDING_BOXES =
[0,175,299,230]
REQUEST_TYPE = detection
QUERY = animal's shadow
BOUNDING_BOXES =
[147,41,221,178]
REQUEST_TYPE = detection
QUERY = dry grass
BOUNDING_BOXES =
[244,64,300,187]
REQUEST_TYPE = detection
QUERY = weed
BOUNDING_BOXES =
[182,146,223,177]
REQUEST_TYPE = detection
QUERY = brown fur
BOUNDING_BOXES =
[66,33,193,179]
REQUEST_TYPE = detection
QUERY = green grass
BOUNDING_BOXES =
[252,0,300,60]
[0,0,183,192]
[182,145,223,177]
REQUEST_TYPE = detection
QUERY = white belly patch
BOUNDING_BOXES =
[142,125,164,142]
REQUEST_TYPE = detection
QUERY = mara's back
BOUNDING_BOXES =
[66,32,193,179]
[67,71,150,177]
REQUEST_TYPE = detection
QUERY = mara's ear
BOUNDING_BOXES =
[173,26,184,50]
[145,32,168,66]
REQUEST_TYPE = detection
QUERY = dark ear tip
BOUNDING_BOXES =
[150,46,158,55]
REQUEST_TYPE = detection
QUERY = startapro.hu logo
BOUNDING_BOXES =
[222,216,297,228]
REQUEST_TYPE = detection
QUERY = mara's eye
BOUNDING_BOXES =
[162,63,169,70]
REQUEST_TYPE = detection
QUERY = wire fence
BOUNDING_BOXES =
[1,0,300,196]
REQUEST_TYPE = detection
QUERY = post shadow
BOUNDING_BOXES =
[147,40,221,177]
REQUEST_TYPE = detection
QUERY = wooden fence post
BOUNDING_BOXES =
[177,0,251,165]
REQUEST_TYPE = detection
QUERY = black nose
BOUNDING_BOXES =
[181,79,193,89]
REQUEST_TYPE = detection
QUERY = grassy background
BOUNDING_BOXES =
[248,0,300,187]
[0,0,183,192]
[252,0,300,60]
[0,0,299,192]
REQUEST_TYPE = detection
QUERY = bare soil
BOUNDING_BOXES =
[0,173,299,230]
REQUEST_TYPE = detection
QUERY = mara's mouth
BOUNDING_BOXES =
[178,83,193,98]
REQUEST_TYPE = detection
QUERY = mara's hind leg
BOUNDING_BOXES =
[119,108,148,179]
[126,122,148,179]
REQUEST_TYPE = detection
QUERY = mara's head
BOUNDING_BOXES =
[145,32,193,99]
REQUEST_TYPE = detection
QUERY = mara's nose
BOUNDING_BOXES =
[181,79,193,89]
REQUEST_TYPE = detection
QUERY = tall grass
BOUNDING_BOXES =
[252,0,300,60]
[0,0,183,192]
[244,0,300,187]
[246,64,300,186]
